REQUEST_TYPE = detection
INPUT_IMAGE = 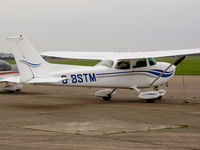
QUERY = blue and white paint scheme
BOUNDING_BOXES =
[6,35,200,102]
[19,60,42,68]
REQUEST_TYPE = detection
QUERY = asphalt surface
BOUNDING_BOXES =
[0,75,200,150]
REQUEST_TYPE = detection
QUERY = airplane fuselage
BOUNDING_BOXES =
[50,61,176,89]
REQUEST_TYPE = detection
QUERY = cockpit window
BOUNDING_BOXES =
[148,58,157,66]
[0,60,12,71]
[96,60,114,68]
[115,61,130,69]
[132,59,147,68]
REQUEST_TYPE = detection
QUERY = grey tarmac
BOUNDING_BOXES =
[0,75,200,150]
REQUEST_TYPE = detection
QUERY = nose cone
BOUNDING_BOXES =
[171,65,176,76]
[162,62,176,77]
[171,64,176,72]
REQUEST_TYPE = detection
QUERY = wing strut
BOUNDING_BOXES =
[150,56,186,86]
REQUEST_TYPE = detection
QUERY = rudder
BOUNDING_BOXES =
[7,35,51,82]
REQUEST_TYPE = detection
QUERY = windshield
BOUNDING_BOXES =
[148,58,157,66]
[96,60,114,68]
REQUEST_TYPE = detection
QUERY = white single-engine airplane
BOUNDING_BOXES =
[6,35,200,102]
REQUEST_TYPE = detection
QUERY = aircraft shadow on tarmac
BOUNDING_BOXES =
[2,96,148,111]
[5,99,153,110]
[0,91,48,95]
[4,103,96,110]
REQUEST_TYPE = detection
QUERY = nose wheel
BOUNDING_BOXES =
[146,96,163,103]
[132,86,165,103]
[157,96,163,100]
[146,99,156,103]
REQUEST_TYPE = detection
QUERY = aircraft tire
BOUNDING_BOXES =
[102,95,111,101]
[8,89,21,94]
[146,99,156,103]
[157,96,162,100]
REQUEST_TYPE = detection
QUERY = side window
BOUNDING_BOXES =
[132,59,147,68]
[148,58,157,66]
[115,61,130,69]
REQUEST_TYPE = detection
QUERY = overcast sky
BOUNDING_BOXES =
[0,0,200,52]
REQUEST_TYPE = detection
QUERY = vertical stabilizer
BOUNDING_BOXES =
[7,35,51,82]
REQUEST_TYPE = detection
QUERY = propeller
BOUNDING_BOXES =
[174,56,186,66]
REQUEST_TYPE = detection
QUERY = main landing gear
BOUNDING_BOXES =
[102,95,112,101]
[95,89,116,101]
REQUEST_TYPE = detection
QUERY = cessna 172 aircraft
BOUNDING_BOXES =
[5,35,200,102]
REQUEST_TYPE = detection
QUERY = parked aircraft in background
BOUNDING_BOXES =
[6,35,200,102]
[0,60,21,92]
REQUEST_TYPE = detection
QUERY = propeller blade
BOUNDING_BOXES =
[174,56,186,66]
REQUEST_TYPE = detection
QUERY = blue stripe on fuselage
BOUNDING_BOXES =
[61,69,174,85]
[96,69,174,78]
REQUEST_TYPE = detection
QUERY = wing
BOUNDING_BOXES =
[41,49,200,60]
[41,51,114,60]
[116,48,200,60]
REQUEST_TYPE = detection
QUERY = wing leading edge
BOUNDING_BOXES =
[41,49,200,60]
[41,51,114,60]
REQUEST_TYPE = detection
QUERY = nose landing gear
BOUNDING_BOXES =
[132,86,166,103]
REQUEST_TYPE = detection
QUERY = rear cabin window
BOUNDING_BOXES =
[132,59,147,68]
[115,61,130,69]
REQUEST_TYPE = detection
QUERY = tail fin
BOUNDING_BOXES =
[7,35,51,82]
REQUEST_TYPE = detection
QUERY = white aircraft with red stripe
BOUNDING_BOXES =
[5,35,200,102]
[0,60,22,92]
